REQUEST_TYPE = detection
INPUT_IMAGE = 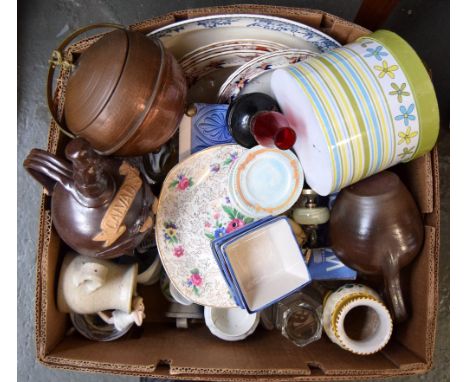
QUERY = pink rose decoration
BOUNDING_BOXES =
[177,177,190,190]
[173,245,184,258]
[226,218,245,233]
[190,273,203,286]
[213,212,220,220]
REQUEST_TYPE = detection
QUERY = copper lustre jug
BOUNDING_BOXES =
[23,138,157,259]
[47,24,187,156]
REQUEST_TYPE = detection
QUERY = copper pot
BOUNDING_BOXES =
[49,25,187,156]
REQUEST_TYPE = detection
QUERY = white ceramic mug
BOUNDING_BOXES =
[57,253,138,314]
[322,284,393,355]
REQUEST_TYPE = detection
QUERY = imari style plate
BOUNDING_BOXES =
[148,14,341,59]
[217,49,318,103]
[156,145,254,307]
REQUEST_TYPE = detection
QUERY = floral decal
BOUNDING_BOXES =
[204,204,254,240]
[169,174,194,191]
[187,269,203,295]
[173,245,185,258]
[209,151,239,174]
[163,222,178,245]
[398,127,418,145]
[395,104,416,126]
[235,77,249,90]
[288,56,303,64]
[364,46,388,61]
[357,38,420,162]
[374,60,399,79]
[223,151,238,166]
[389,83,410,103]
[210,163,221,173]
[259,62,273,70]
[398,146,415,160]
[197,18,238,28]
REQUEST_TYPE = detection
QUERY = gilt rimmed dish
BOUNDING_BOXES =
[156,144,256,307]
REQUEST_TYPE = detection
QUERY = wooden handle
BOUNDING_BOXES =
[47,23,127,138]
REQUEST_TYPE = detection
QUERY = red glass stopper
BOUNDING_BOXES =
[250,111,296,150]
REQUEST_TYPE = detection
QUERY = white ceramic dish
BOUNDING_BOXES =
[223,218,311,312]
[217,49,318,103]
[204,306,260,341]
[228,146,304,218]
[156,145,253,308]
[183,49,267,87]
[148,14,341,59]
[180,39,287,69]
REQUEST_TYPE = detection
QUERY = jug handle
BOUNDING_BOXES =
[383,257,408,323]
[23,148,73,195]
[46,23,126,138]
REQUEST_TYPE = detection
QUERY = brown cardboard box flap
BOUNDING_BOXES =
[34,4,440,380]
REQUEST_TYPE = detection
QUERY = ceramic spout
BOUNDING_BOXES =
[383,258,408,323]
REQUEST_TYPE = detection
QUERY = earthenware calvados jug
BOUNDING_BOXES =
[329,171,424,322]
[23,138,157,259]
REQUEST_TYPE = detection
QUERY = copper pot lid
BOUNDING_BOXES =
[64,29,130,133]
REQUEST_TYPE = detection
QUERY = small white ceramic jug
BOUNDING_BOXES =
[57,253,138,314]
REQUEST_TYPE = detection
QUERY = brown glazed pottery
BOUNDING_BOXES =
[63,29,187,156]
[23,138,157,259]
[329,171,424,322]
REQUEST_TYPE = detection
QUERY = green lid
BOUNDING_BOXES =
[358,30,440,159]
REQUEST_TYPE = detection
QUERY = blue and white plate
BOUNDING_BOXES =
[148,14,341,60]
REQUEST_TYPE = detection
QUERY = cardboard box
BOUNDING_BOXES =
[34,4,440,380]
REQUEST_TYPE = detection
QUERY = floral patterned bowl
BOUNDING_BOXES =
[156,145,255,307]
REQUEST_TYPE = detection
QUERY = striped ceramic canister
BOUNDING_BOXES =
[271,30,439,196]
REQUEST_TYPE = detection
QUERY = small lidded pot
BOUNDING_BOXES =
[51,26,187,156]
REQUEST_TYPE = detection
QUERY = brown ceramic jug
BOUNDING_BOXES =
[23,138,157,259]
[329,171,424,322]
[47,24,187,156]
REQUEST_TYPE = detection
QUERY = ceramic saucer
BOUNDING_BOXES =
[228,146,304,218]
